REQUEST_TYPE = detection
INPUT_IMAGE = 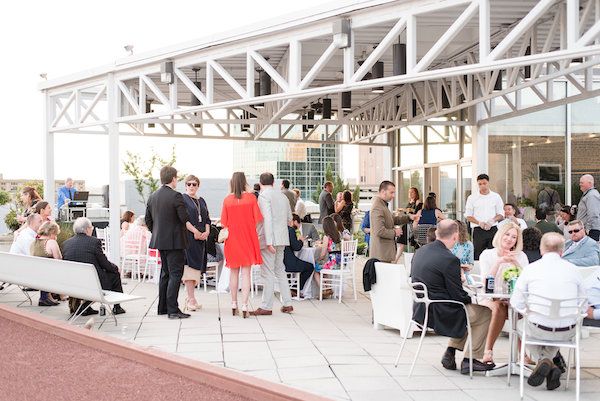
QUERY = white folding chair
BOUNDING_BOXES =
[96,228,110,257]
[319,239,358,303]
[203,262,220,292]
[120,230,145,281]
[144,246,161,284]
[517,294,587,401]
[286,272,301,300]
[394,279,474,379]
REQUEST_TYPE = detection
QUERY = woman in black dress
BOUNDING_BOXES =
[336,190,354,232]
[182,174,211,312]
[397,187,423,255]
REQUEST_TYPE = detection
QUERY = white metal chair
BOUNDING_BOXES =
[319,239,358,303]
[202,262,220,292]
[286,272,301,300]
[144,246,161,284]
[394,279,474,379]
[96,228,110,257]
[517,294,587,401]
[120,229,146,281]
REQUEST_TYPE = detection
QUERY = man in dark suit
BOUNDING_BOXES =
[318,181,334,224]
[62,217,125,316]
[284,214,315,293]
[411,219,492,374]
[145,166,195,319]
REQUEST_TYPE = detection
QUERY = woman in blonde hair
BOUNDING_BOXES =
[220,172,263,318]
[478,221,529,365]
[30,221,63,306]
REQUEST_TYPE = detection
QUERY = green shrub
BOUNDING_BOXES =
[57,222,75,250]
[353,230,367,255]
[4,209,20,232]
[0,190,10,206]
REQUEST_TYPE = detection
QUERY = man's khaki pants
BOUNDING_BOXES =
[260,246,292,310]
[448,304,491,359]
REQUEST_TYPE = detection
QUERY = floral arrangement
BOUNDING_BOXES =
[502,266,521,282]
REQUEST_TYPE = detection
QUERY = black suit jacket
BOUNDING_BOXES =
[62,233,119,289]
[284,226,312,270]
[410,240,471,338]
[145,185,189,250]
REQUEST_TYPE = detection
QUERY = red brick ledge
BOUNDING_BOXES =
[0,304,332,401]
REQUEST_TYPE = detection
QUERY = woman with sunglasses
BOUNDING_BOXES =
[181,175,211,312]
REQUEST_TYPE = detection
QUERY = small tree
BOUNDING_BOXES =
[123,146,179,205]
[311,163,359,204]
[0,190,10,206]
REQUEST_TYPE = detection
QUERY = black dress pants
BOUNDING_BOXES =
[473,226,498,260]
[158,249,185,314]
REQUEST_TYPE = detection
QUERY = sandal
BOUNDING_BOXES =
[483,350,496,367]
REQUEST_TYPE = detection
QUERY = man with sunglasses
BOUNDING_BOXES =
[562,220,600,266]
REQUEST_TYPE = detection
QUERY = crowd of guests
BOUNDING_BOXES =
[391,172,600,392]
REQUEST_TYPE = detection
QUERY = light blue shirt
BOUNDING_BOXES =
[57,185,76,208]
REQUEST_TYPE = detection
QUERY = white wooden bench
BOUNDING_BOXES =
[0,251,143,325]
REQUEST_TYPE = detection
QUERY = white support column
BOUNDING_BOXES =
[288,40,302,89]
[566,0,580,47]
[246,53,254,97]
[566,81,572,204]
[406,15,417,72]
[472,103,489,183]
[479,0,490,61]
[343,27,355,84]
[107,73,121,264]
[43,92,55,205]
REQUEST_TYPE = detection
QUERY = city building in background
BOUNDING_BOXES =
[0,175,85,195]
[233,141,339,200]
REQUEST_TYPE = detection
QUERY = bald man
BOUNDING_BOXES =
[577,174,600,241]
[511,233,586,391]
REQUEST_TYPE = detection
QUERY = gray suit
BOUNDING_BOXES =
[319,189,334,223]
[301,223,320,242]
[258,187,293,310]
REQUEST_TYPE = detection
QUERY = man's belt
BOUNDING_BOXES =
[533,323,576,332]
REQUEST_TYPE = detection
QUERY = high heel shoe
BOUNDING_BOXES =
[186,298,199,312]
[241,304,248,319]
[232,302,238,316]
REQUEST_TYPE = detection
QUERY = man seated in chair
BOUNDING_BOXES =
[284,214,315,297]
[584,266,600,326]
[411,219,493,375]
[62,217,126,316]
[562,219,600,266]
[511,232,586,391]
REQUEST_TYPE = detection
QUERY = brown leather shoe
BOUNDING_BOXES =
[281,305,294,314]
[249,308,272,316]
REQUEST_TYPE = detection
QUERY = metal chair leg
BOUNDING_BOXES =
[395,320,414,367]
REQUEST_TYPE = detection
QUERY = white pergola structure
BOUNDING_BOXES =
[41,0,600,262]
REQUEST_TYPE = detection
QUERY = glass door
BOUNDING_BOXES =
[459,165,472,221]
[439,165,458,220]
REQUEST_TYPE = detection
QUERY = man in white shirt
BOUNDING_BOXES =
[465,174,504,260]
[498,203,528,231]
[9,213,43,255]
[293,188,307,221]
[511,233,586,391]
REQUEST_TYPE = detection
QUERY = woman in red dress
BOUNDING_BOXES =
[221,172,263,318]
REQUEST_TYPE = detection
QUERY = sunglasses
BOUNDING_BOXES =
[568,228,582,234]
[186,182,198,187]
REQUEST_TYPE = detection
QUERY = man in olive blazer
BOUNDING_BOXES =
[369,181,402,263]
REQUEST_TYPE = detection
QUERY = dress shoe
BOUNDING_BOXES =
[527,358,553,387]
[112,305,126,315]
[38,299,59,307]
[81,308,99,316]
[249,308,272,316]
[553,351,566,373]
[280,305,294,314]
[460,358,495,374]
[441,348,457,370]
[168,312,191,319]
[546,366,562,390]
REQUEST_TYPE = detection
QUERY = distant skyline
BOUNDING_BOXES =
[0,0,362,187]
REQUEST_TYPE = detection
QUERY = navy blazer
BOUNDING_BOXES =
[145,185,189,250]
[284,226,312,270]
[411,240,471,338]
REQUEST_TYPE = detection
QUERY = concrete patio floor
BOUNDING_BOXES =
[1,255,600,401]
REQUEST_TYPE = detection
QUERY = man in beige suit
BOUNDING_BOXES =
[251,172,294,316]
[370,181,402,263]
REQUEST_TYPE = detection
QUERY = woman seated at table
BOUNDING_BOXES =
[315,215,341,298]
[331,213,352,241]
[478,222,529,366]
[451,220,474,283]
[284,214,315,295]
